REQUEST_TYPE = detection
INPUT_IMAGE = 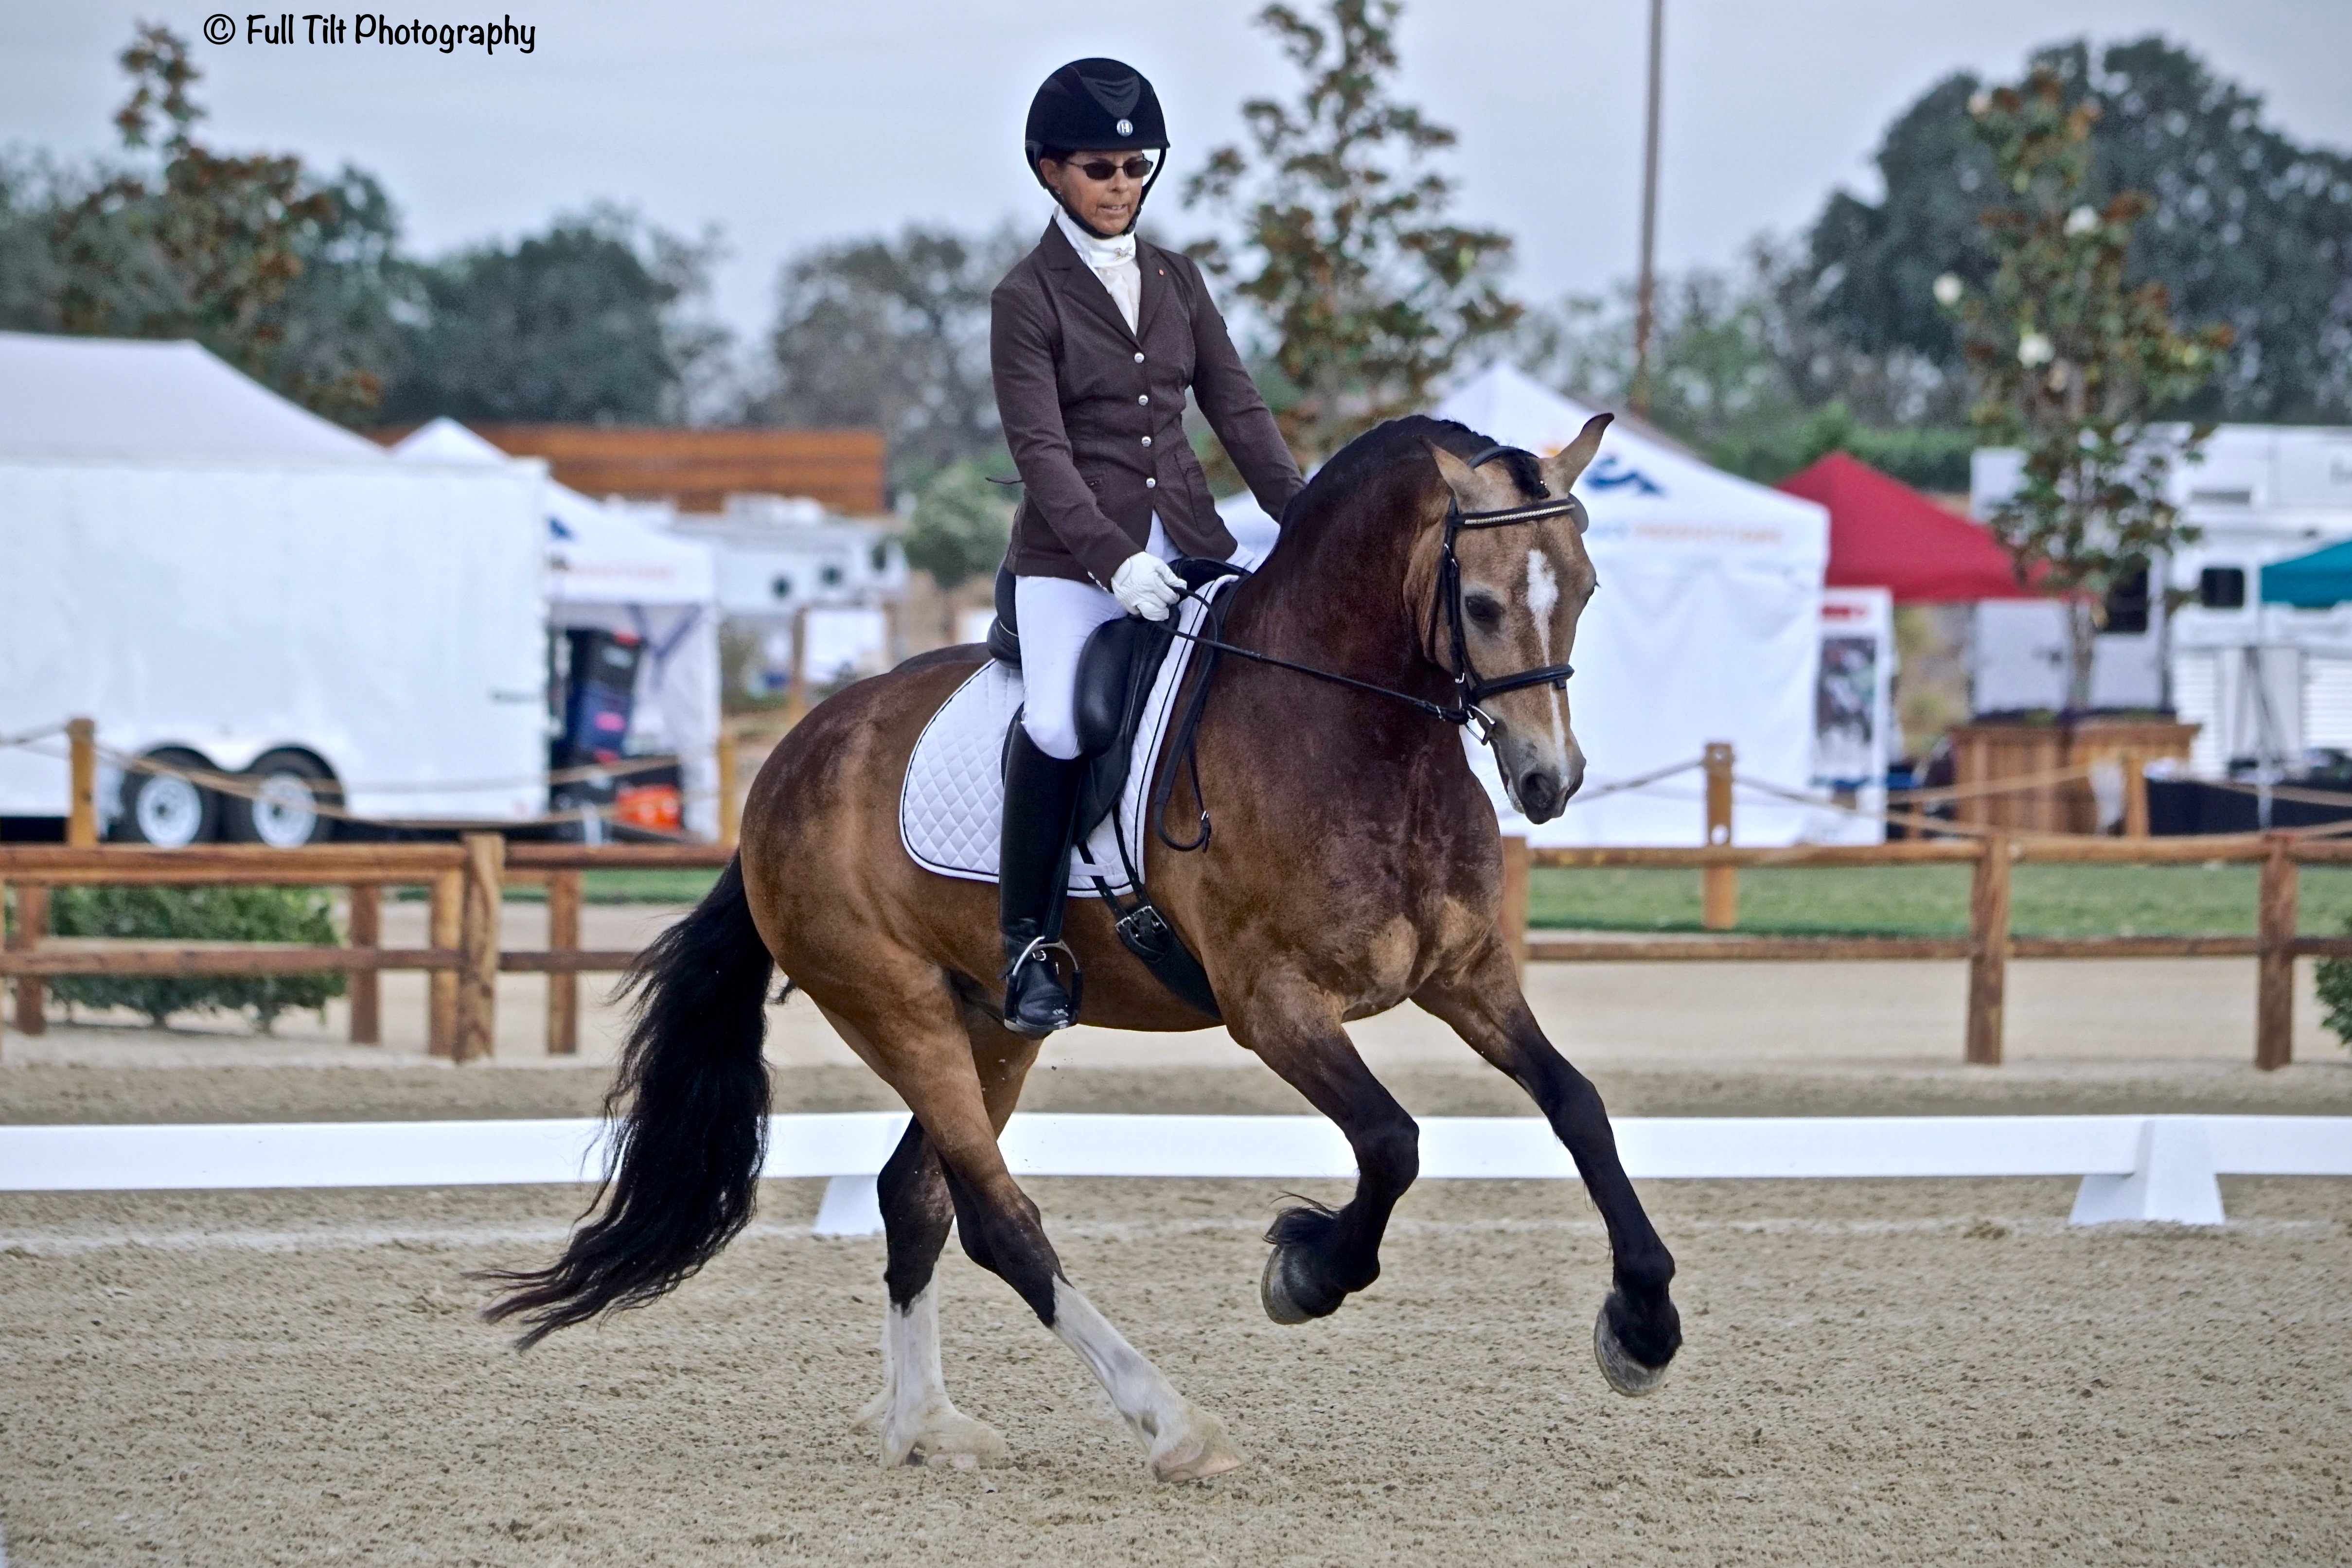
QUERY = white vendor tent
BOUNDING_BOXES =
[1433,368,1830,845]
[391,420,723,839]
[0,333,388,462]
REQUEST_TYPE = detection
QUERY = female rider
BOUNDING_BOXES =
[991,57,1305,1037]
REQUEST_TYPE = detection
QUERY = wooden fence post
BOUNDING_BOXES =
[347,884,380,1045]
[456,833,505,1064]
[716,724,741,849]
[1498,835,1529,979]
[2256,833,2298,1071]
[1701,741,1737,930]
[2122,752,2151,840]
[10,883,48,1038]
[546,868,582,1056]
[1965,835,2011,1066]
[428,867,462,1058]
[66,718,98,848]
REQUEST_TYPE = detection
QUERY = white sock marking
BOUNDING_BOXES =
[1049,1277,1236,1476]
[1525,549,1570,762]
[866,1283,1004,1466]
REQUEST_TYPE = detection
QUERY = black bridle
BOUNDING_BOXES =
[1169,445,1584,742]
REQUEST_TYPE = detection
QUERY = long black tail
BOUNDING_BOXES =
[481,855,775,1348]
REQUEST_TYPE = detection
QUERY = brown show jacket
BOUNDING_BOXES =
[991,219,1305,587]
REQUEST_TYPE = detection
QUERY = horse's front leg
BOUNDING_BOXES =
[1414,939,1681,1393]
[1226,978,1420,1324]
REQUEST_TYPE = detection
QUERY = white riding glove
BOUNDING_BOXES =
[1109,552,1185,622]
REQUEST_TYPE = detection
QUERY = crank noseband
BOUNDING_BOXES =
[1428,446,1583,731]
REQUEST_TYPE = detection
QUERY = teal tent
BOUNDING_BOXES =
[2261,539,2352,607]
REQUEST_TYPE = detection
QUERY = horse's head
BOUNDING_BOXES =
[1421,415,1612,824]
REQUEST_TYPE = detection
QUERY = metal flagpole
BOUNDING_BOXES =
[1632,0,1664,418]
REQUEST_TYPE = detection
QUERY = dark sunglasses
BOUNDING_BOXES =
[1064,155,1155,182]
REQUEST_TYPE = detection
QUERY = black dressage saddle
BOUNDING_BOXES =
[988,558,1234,839]
[988,558,1236,1019]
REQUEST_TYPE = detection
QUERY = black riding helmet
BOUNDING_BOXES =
[1024,58,1168,238]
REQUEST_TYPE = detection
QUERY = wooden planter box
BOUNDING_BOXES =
[1949,718,2200,836]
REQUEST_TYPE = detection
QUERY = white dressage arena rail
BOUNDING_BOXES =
[2,1114,2346,1231]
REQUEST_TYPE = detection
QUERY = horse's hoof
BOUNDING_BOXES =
[1259,1245,1320,1325]
[1593,1295,1672,1397]
[868,1403,1010,1468]
[1149,1405,1243,1482]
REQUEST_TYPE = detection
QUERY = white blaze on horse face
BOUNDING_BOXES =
[1524,547,1571,763]
[1049,1278,1242,1480]
[861,1284,1008,1468]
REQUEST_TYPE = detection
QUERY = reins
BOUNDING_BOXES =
[1149,450,1586,851]
[1167,452,1585,743]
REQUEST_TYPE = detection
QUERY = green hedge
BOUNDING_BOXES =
[36,885,346,1031]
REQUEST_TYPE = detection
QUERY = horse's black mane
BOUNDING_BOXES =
[1296,415,1547,517]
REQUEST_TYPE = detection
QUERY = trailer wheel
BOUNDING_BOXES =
[114,749,219,848]
[222,751,339,848]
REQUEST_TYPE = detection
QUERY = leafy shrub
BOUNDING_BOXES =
[2317,928,2352,1052]
[44,885,346,1031]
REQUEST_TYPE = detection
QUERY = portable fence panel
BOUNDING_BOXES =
[5,1115,2341,1236]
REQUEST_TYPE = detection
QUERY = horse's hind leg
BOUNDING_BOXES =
[823,986,1239,1481]
[850,1002,1034,1467]
[1225,977,1421,1325]
[1413,938,1681,1394]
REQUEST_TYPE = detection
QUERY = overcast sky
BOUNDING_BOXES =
[6,0,2351,349]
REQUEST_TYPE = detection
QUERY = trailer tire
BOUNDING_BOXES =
[221,751,339,848]
[114,749,220,848]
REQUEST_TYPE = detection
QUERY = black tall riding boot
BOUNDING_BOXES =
[1000,725,1087,1037]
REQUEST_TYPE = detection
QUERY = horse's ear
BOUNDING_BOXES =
[1541,413,1613,494]
[1427,442,1514,512]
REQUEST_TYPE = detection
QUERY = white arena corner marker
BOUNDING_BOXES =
[2069,1116,2225,1227]
[812,1174,884,1237]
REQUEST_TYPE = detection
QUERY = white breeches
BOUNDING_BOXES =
[1015,516,1180,760]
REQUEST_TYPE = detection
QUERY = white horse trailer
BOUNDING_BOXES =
[1970,426,2352,774]
[0,335,548,845]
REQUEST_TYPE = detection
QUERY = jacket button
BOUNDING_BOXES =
[1145,477,1157,489]
[1141,435,1151,447]
[1138,394,1149,405]
[1132,352,1145,363]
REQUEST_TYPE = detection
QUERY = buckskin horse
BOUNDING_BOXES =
[486,411,1683,1481]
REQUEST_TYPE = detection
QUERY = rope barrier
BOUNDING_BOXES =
[1883,761,2101,806]
[1548,757,1704,804]
[1,716,690,795]
[83,742,713,842]
[0,723,68,751]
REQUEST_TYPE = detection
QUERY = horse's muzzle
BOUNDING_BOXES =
[1503,755,1583,824]
[1493,725,1583,825]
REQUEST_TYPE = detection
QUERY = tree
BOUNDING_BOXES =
[746,224,1024,498]
[379,206,725,425]
[901,458,1016,637]
[41,24,394,422]
[1811,35,2352,422]
[1183,0,1518,465]
[1944,66,2231,712]
[1511,238,1974,490]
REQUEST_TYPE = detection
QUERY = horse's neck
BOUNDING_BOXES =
[1227,497,1434,698]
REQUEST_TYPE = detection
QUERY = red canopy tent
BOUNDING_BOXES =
[1777,451,2039,602]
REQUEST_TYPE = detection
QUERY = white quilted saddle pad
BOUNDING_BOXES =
[899,578,1236,898]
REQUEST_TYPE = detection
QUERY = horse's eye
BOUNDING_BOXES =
[1465,595,1505,632]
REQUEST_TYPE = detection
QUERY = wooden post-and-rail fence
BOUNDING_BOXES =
[0,841,731,1061]
[1491,830,2334,1070]
[0,830,2337,1069]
